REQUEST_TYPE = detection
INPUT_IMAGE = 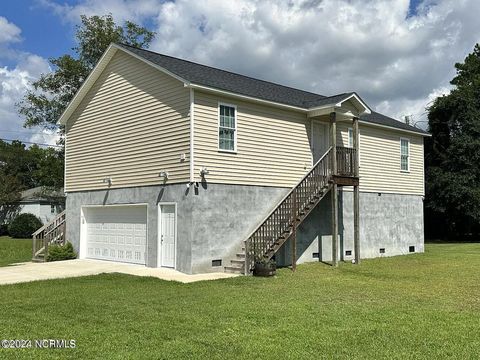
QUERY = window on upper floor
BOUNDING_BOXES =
[400,138,410,172]
[218,104,237,152]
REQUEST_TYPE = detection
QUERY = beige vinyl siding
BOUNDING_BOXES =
[65,51,190,192]
[336,122,424,195]
[194,91,311,187]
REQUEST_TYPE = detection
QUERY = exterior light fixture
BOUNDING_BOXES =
[102,177,112,186]
[159,170,169,180]
[200,167,210,177]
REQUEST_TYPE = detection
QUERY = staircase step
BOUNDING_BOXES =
[224,265,244,274]
[236,252,245,258]
[231,259,245,265]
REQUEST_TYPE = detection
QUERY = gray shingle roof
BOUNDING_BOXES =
[118,43,428,135]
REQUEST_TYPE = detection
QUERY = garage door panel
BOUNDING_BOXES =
[84,206,147,265]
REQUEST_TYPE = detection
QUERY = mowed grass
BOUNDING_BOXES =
[0,243,479,359]
[0,236,32,267]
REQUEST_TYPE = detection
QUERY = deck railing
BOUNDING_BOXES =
[32,210,66,261]
[336,146,357,177]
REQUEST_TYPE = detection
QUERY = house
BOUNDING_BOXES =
[55,43,429,274]
[18,187,65,224]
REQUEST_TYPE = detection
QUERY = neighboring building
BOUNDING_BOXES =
[57,43,429,274]
[19,187,65,224]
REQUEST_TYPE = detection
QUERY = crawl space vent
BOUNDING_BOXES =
[379,248,386,254]
[212,259,222,267]
[312,252,319,258]
[345,250,352,256]
[409,246,415,253]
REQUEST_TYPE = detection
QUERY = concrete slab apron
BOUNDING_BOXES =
[0,260,237,286]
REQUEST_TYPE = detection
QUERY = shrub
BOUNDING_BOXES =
[8,213,43,238]
[46,242,77,262]
[0,224,9,236]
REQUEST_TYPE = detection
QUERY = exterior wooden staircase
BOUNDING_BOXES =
[226,145,357,275]
[32,210,66,262]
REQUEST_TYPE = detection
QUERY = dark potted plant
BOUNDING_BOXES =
[253,257,276,277]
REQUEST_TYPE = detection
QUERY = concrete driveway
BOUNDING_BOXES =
[0,259,238,285]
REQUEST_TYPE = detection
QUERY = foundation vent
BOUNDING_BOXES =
[312,252,319,258]
[345,250,352,256]
[379,248,386,254]
[212,259,222,267]
[409,246,415,253]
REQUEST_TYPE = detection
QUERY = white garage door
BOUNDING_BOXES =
[84,205,147,265]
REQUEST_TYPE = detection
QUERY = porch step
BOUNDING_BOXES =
[224,265,244,274]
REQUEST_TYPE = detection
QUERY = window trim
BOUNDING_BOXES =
[217,102,237,153]
[400,137,410,173]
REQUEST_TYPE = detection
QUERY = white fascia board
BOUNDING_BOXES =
[58,44,118,125]
[58,43,191,126]
[186,83,307,112]
[341,93,372,114]
[358,119,431,137]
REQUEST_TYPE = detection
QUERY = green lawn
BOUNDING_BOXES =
[0,243,479,359]
[0,236,32,267]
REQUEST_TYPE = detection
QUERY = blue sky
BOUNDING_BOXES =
[0,0,479,146]
[1,1,76,64]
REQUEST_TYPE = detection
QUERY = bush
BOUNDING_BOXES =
[0,224,9,236]
[46,242,77,262]
[8,213,43,238]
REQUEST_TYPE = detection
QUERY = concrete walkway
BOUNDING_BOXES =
[0,259,238,286]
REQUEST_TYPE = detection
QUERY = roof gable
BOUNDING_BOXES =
[58,43,429,136]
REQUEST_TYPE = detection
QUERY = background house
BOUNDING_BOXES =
[19,187,65,224]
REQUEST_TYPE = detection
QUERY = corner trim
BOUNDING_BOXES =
[189,88,195,182]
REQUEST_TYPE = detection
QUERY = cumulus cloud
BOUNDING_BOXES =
[0,16,22,44]
[0,17,56,146]
[40,0,480,129]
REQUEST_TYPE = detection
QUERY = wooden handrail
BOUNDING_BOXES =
[245,147,335,273]
[32,210,66,261]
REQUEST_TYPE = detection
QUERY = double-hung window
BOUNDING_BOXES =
[218,104,236,152]
[400,138,410,172]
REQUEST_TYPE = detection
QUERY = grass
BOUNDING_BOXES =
[0,243,479,359]
[0,236,32,267]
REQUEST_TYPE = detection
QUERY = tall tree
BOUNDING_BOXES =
[17,14,155,135]
[425,44,480,238]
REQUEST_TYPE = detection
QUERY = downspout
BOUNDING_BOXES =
[189,88,195,183]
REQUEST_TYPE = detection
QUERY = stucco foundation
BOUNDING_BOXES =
[66,183,424,274]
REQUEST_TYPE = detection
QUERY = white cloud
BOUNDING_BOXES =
[39,0,480,130]
[0,16,22,44]
[0,16,57,146]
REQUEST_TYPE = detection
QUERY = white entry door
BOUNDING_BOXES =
[84,205,147,265]
[159,204,176,268]
[312,122,329,163]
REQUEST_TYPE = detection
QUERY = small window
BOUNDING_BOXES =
[218,104,236,152]
[348,128,354,148]
[400,138,410,172]
[51,205,55,214]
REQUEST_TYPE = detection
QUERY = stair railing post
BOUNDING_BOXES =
[292,190,297,272]
[330,112,338,267]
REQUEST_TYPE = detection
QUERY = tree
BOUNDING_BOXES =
[425,44,480,239]
[17,14,155,135]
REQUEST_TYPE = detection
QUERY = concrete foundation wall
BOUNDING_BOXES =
[67,184,424,274]
[276,190,425,266]
[66,183,287,274]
